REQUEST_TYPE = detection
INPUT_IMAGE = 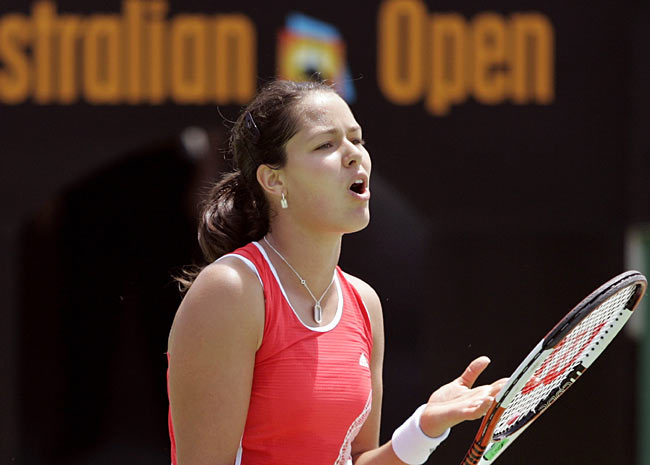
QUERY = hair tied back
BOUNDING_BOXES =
[244,111,261,143]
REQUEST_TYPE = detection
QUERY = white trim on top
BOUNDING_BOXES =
[216,254,264,289]
[356,295,372,326]
[338,270,373,330]
[252,241,343,332]
[234,438,243,465]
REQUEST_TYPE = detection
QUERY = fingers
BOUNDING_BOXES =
[467,378,507,410]
[464,378,507,415]
[491,378,509,394]
[440,384,496,412]
[458,356,491,388]
[420,359,507,437]
[455,382,500,421]
[421,389,497,435]
[465,378,507,419]
[462,394,496,420]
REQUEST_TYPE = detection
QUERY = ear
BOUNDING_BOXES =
[256,164,285,197]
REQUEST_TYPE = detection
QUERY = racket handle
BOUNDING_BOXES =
[461,440,487,465]
[460,403,501,465]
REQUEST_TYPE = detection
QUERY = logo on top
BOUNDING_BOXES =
[277,13,356,102]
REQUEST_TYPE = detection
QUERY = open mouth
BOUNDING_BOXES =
[350,179,367,195]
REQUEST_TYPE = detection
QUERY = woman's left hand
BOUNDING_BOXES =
[419,356,508,438]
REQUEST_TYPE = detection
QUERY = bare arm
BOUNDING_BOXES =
[167,259,264,465]
[345,273,506,465]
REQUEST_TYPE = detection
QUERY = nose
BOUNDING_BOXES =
[343,140,363,167]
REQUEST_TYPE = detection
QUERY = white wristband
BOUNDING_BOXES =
[391,404,451,465]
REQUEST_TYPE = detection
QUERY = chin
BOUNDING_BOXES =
[345,211,371,234]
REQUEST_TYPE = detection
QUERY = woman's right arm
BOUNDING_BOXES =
[167,259,265,465]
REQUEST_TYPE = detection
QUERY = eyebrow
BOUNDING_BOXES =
[306,125,362,140]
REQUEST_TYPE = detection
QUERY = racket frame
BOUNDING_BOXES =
[460,271,647,465]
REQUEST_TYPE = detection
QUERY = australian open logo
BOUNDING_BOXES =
[276,12,356,102]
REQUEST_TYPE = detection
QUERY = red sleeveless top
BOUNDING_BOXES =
[168,242,374,465]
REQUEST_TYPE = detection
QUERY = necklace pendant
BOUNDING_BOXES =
[314,303,322,324]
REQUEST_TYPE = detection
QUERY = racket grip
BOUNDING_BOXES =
[459,403,500,465]
[461,440,487,465]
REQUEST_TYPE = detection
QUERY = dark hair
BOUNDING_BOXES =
[178,80,335,292]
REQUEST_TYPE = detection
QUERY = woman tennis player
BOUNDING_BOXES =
[167,80,506,465]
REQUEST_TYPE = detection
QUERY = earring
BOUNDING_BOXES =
[280,192,288,209]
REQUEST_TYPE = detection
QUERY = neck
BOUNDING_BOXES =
[263,223,342,297]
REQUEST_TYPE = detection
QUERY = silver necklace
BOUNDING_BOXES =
[263,236,335,324]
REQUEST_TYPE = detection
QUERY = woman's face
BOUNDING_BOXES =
[280,91,372,235]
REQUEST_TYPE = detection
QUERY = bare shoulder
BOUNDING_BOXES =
[168,257,265,355]
[341,271,383,329]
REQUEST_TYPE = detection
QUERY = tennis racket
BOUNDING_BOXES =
[460,270,646,465]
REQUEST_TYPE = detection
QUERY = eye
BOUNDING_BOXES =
[315,142,333,150]
[352,138,366,146]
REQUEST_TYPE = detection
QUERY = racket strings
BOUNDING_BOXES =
[493,285,636,438]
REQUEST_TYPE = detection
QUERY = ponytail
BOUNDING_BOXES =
[198,171,269,262]
[175,170,269,294]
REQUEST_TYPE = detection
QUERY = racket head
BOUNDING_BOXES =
[461,270,647,465]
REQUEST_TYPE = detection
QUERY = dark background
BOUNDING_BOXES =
[1,1,649,464]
